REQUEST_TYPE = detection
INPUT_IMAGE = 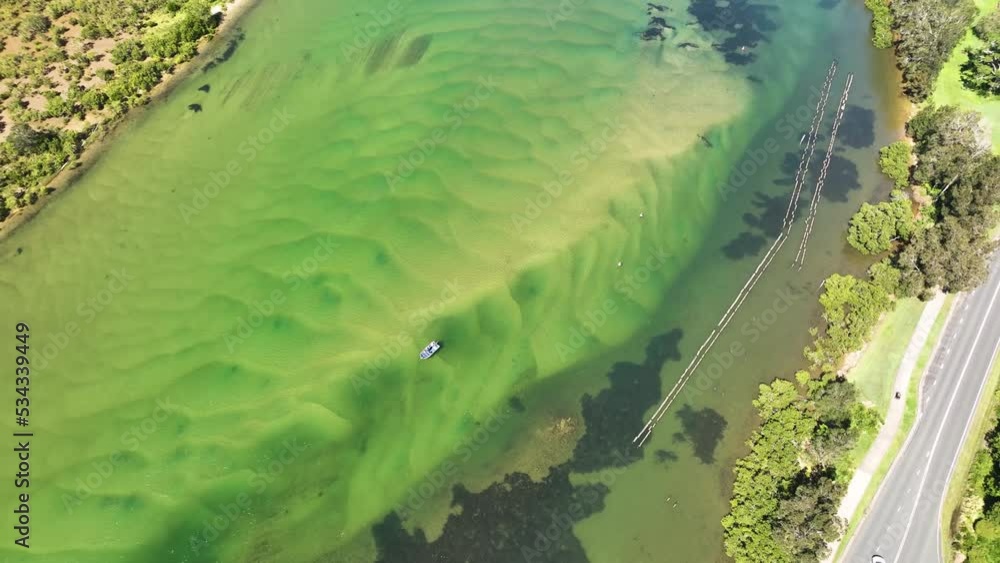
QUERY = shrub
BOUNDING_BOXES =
[865,0,894,49]
[974,7,1000,41]
[80,23,103,40]
[19,14,51,40]
[962,42,1000,97]
[847,199,916,255]
[807,274,893,369]
[80,88,107,111]
[878,141,912,188]
[46,2,73,20]
[7,123,50,155]
[111,39,146,64]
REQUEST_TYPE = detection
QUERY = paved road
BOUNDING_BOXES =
[841,255,1000,563]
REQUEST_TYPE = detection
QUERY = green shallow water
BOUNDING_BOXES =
[0,0,904,561]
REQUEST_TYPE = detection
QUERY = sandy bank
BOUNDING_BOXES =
[0,0,261,242]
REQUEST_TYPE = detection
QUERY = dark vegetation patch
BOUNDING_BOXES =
[721,231,767,260]
[674,405,728,464]
[365,33,403,75]
[741,191,787,237]
[816,154,860,203]
[508,396,526,413]
[640,2,675,42]
[839,105,876,149]
[372,330,686,562]
[688,0,779,65]
[397,34,432,67]
[202,29,246,73]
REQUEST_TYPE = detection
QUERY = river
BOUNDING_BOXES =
[0,0,904,561]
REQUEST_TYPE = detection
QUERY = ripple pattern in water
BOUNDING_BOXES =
[0,0,843,561]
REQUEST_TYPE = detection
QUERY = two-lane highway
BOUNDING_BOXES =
[841,254,1000,563]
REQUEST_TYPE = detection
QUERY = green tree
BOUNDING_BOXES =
[45,2,73,20]
[79,88,107,111]
[961,42,1000,97]
[851,403,883,434]
[19,14,51,40]
[971,508,1000,562]
[847,198,916,255]
[908,105,989,188]
[110,38,146,64]
[865,0,894,48]
[869,259,903,296]
[44,93,71,118]
[897,217,996,296]
[892,0,978,101]
[879,141,912,188]
[772,471,844,560]
[974,7,1000,41]
[80,23,104,40]
[942,154,1000,223]
[808,275,892,368]
[722,380,816,563]
[7,123,48,155]
[807,379,865,467]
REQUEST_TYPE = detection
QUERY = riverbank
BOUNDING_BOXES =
[835,0,1000,557]
[0,0,259,241]
[726,0,1000,556]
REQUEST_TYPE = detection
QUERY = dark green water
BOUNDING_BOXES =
[0,0,904,561]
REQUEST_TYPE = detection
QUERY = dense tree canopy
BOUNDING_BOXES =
[891,106,1000,299]
[111,38,146,64]
[879,141,913,188]
[908,105,990,188]
[808,274,894,370]
[891,0,978,101]
[19,13,51,40]
[722,380,816,563]
[723,376,870,563]
[899,216,996,296]
[962,42,1000,97]
[941,154,1000,223]
[772,470,845,559]
[865,0,894,49]
[7,124,50,156]
[847,197,916,255]
[956,395,1000,561]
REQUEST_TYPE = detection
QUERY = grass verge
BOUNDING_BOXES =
[834,294,956,561]
[849,298,928,414]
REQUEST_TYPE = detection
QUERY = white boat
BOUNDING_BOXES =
[419,341,441,360]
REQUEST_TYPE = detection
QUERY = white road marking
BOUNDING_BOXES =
[895,275,1000,560]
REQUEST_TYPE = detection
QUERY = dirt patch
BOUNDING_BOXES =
[91,37,116,57]
[80,57,115,89]
[0,109,10,142]
[25,93,47,112]
[45,69,72,95]
[1,36,25,56]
